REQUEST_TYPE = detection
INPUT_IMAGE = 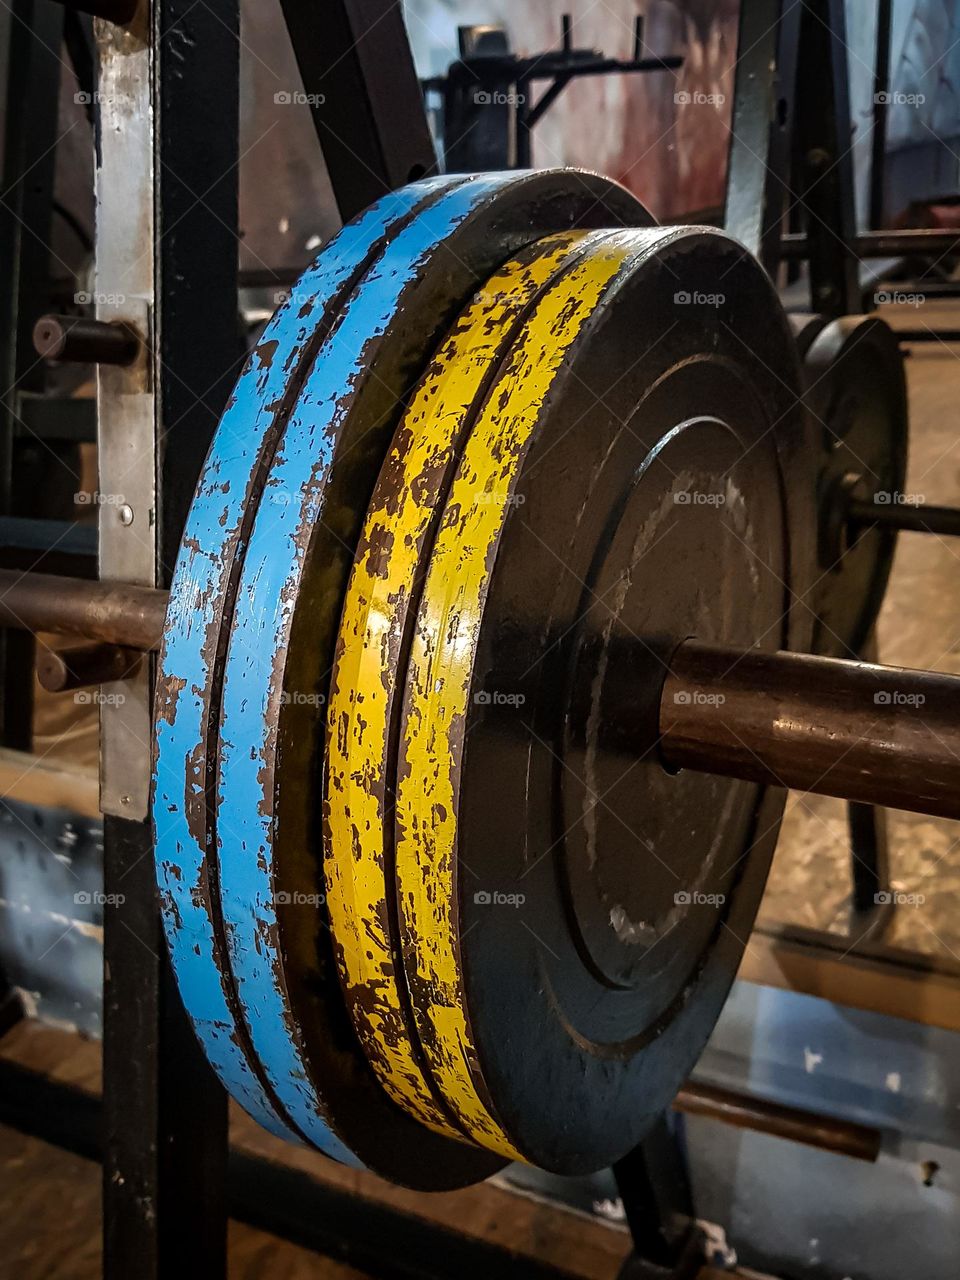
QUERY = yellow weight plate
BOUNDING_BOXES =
[394,232,639,1155]
[324,232,592,1146]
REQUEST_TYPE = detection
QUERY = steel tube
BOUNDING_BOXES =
[781,228,960,259]
[673,1082,881,1162]
[659,641,960,820]
[33,315,139,366]
[849,497,960,537]
[0,569,167,651]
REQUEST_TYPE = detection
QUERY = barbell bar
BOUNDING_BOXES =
[0,567,951,821]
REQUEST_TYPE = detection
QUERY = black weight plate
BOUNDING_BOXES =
[801,315,908,658]
[398,226,814,1172]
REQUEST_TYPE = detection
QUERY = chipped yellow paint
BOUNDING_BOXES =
[324,233,590,1144]
[395,232,639,1157]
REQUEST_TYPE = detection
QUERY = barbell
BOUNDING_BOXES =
[22,169,951,1186]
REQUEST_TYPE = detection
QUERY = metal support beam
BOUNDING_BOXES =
[724,0,802,272]
[277,0,437,222]
[95,1,236,1276]
[0,0,65,749]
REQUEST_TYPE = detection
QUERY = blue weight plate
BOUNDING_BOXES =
[153,174,470,1149]
[214,171,649,1186]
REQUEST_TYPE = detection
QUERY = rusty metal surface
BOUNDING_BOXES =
[209,169,645,1183]
[660,640,960,821]
[154,177,465,1156]
[391,226,811,1172]
[94,11,155,822]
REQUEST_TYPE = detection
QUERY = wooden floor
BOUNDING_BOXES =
[0,1020,633,1280]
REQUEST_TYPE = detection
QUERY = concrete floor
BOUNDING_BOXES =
[760,324,960,960]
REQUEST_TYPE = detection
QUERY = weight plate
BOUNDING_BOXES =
[801,315,908,658]
[214,171,651,1185]
[153,175,467,1145]
[396,227,813,1171]
[324,230,600,1149]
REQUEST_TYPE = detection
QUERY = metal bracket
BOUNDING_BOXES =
[96,18,156,820]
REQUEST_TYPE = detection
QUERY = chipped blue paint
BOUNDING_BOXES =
[215,174,520,1152]
[152,175,467,1149]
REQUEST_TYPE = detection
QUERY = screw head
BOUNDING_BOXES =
[118,505,134,527]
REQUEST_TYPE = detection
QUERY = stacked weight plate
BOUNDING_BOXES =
[154,169,817,1184]
[790,313,908,659]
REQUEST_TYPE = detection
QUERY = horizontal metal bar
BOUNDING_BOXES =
[659,641,960,820]
[849,497,960,537]
[0,568,167,650]
[674,1081,880,1162]
[781,228,960,259]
